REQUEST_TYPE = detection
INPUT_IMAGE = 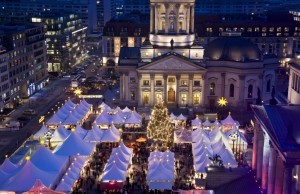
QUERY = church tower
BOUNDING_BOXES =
[149,0,195,47]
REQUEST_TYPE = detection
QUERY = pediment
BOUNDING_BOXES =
[138,55,206,71]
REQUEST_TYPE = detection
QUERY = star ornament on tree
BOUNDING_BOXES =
[217,97,228,107]
[74,88,83,96]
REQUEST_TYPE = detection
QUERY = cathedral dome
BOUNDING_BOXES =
[204,36,262,62]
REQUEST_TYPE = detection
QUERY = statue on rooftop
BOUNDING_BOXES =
[170,39,174,50]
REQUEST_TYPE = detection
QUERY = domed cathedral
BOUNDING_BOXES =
[118,0,280,112]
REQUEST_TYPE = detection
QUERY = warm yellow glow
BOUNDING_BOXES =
[40,140,45,145]
[218,97,228,107]
[25,156,30,161]
[74,88,83,96]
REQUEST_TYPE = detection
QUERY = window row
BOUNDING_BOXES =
[292,72,300,93]
[209,82,253,98]
[141,79,201,87]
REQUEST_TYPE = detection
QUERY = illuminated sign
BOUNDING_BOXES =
[78,95,103,98]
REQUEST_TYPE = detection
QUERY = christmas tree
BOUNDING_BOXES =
[147,101,174,146]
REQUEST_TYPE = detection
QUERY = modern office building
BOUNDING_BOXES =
[0,24,48,107]
[31,11,87,73]
[0,0,116,33]
[0,43,9,110]
[123,0,150,15]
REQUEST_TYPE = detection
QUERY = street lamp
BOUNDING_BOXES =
[45,131,52,149]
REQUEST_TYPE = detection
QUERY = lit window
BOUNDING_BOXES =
[143,80,149,86]
[210,82,215,95]
[181,80,188,86]
[156,80,162,86]
[194,93,200,105]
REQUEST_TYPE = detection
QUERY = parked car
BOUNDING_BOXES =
[22,109,36,116]
[5,121,20,128]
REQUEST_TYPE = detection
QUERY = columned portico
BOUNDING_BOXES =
[267,145,277,194]
[274,155,284,194]
[176,74,180,106]
[262,134,270,190]
[283,163,294,194]
[256,126,264,180]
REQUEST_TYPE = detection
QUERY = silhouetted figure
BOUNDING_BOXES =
[170,39,174,50]
[256,88,262,105]
[270,86,278,105]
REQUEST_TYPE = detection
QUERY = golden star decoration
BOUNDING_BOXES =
[74,88,83,96]
[217,97,228,107]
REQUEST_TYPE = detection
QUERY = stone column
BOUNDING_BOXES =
[262,134,270,190]
[150,74,155,106]
[119,73,124,101]
[125,73,129,101]
[176,4,180,33]
[190,5,194,33]
[150,5,154,33]
[221,72,226,97]
[256,128,264,180]
[274,156,284,194]
[155,4,159,34]
[165,4,169,33]
[283,163,294,194]
[176,75,180,106]
[200,73,206,107]
[137,74,142,106]
[252,119,259,170]
[267,145,277,194]
[163,74,168,103]
[238,75,245,106]
[186,4,190,33]
[188,74,193,106]
[296,165,300,193]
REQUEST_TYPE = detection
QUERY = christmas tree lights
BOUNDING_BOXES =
[147,101,174,147]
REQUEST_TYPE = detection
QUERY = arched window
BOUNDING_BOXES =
[170,22,175,32]
[229,84,234,97]
[248,84,253,98]
[210,82,215,95]
[266,79,271,92]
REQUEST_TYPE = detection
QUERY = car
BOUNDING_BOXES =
[5,121,20,128]
[22,109,36,116]
[17,116,31,121]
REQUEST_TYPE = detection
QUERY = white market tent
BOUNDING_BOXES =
[202,118,212,128]
[147,151,174,190]
[99,102,110,109]
[84,124,103,142]
[192,117,202,128]
[0,158,19,175]
[124,113,141,124]
[56,156,87,193]
[95,111,111,125]
[33,125,51,139]
[221,113,240,127]
[169,113,177,120]
[122,106,131,112]
[23,179,65,194]
[132,110,142,120]
[73,125,88,139]
[51,125,71,142]
[53,133,95,156]
[30,146,68,172]
[176,114,187,121]
[100,127,120,142]
[102,163,127,181]
[0,160,57,192]
[111,112,125,124]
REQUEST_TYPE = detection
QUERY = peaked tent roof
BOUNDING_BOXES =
[31,146,68,172]
[23,179,64,194]
[170,113,177,120]
[122,106,131,112]
[73,125,88,139]
[111,112,125,124]
[51,125,70,142]
[101,163,126,181]
[202,119,212,127]
[0,161,57,192]
[192,117,202,126]
[95,112,111,125]
[221,113,240,126]
[34,125,50,138]
[176,113,187,121]
[53,133,95,156]
[0,158,19,174]
[125,113,141,124]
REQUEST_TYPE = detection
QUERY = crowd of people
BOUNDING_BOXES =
[72,143,115,193]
